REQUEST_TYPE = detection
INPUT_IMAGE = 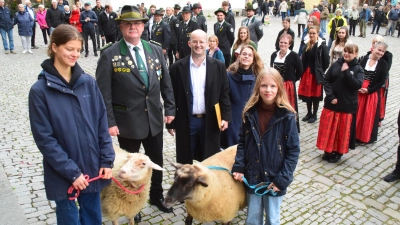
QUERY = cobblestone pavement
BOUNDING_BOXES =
[1,15,400,225]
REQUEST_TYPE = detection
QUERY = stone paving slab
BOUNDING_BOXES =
[1,14,400,224]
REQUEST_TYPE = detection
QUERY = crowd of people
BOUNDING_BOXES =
[0,0,396,224]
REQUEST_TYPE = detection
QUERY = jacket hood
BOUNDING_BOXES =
[40,58,83,88]
[229,71,255,83]
[247,103,294,122]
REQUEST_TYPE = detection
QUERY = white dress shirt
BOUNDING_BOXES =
[125,39,148,72]
[190,56,207,114]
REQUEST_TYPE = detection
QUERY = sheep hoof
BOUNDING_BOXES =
[184,214,193,225]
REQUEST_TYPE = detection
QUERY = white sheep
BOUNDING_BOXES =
[164,145,246,225]
[100,145,163,225]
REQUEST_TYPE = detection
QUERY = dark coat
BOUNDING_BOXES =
[29,61,115,201]
[214,21,234,55]
[80,10,98,30]
[359,54,388,93]
[302,38,329,84]
[270,50,303,82]
[45,7,64,28]
[141,22,149,41]
[92,5,105,18]
[323,57,364,113]
[167,56,232,164]
[175,12,183,21]
[192,14,207,32]
[98,11,117,36]
[225,11,235,31]
[0,6,14,31]
[232,106,300,196]
[241,16,264,45]
[14,11,33,36]
[151,20,170,50]
[373,10,384,22]
[163,15,179,45]
[275,28,295,51]
[64,11,71,24]
[222,71,255,147]
[96,39,175,139]
[177,19,199,58]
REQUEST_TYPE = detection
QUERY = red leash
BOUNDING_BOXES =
[68,174,145,200]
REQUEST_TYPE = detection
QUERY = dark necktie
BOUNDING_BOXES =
[133,46,149,90]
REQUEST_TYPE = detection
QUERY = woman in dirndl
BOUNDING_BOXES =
[270,33,303,132]
[316,44,364,163]
[356,41,389,144]
[366,36,392,126]
[298,25,329,124]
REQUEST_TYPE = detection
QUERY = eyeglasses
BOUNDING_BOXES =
[190,40,206,45]
[241,52,253,57]
[121,21,144,27]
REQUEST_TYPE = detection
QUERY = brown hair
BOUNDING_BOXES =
[233,26,251,49]
[343,44,359,54]
[308,15,320,27]
[279,33,293,45]
[305,25,320,52]
[227,45,264,79]
[48,24,83,58]
[283,16,291,24]
[242,67,296,121]
[222,1,229,6]
[208,35,219,44]
[334,26,349,46]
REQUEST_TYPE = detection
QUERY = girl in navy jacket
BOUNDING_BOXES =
[232,67,300,225]
[28,25,114,224]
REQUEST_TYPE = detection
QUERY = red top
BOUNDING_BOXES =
[70,9,82,32]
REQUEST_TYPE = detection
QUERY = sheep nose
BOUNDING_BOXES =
[118,170,126,177]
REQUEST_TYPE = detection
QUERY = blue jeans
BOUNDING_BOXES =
[0,28,14,51]
[281,12,287,20]
[246,193,284,225]
[327,37,333,50]
[55,192,102,225]
[287,9,291,16]
[320,19,327,35]
[189,116,206,159]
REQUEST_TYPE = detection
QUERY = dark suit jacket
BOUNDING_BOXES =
[98,11,117,36]
[192,14,207,32]
[163,15,179,45]
[96,39,175,139]
[225,11,236,31]
[177,20,199,58]
[167,56,232,164]
[151,20,170,50]
[214,21,234,55]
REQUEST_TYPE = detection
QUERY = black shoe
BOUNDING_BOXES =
[134,213,141,223]
[31,46,39,49]
[94,52,98,57]
[384,171,400,182]
[308,115,317,123]
[371,32,374,34]
[149,198,173,213]
[85,53,89,57]
[322,152,333,161]
[328,153,342,163]
[302,113,311,122]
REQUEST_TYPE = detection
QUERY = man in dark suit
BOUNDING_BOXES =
[95,5,176,219]
[222,0,235,31]
[191,3,207,32]
[98,4,118,43]
[151,9,170,57]
[167,29,231,165]
[176,6,199,59]
[173,4,183,21]
[214,8,234,68]
[164,7,179,66]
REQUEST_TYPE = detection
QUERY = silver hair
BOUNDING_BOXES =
[374,41,388,49]
[38,4,44,8]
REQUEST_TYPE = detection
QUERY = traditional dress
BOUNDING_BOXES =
[270,50,303,132]
[356,55,388,143]
[316,57,364,153]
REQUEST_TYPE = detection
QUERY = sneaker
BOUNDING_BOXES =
[384,171,400,182]
[28,50,33,54]
[22,50,27,54]
[5,51,9,54]
[10,50,16,54]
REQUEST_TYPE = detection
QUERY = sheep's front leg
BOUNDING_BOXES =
[112,219,120,225]
[184,213,193,225]
[128,217,135,225]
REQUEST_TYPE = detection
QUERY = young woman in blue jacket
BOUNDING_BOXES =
[232,67,300,225]
[28,24,115,225]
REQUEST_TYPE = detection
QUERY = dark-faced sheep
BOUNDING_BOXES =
[100,145,163,225]
[164,145,246,225]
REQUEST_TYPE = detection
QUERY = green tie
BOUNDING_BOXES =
[133,46,149,90]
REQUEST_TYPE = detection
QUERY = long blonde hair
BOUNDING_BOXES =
[305,25,319,52]
[233,26,251,49]
[227,45,263,76]
[242,67,296,122]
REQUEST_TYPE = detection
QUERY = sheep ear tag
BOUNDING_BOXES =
[196,176,208,187]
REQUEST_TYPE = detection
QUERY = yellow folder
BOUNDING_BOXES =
[215,103,222,129]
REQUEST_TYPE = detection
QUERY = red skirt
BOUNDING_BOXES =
[284,80,296,110]
[356,80,378,143]
[298,67,323,99]
[316,108,353,154]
